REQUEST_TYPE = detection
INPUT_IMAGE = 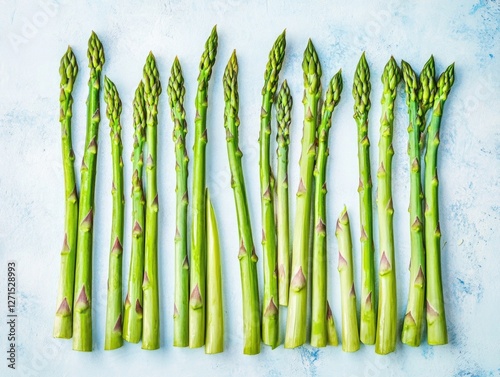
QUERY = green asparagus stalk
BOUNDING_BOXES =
[401,60,426,347]
[352,52,376,345]
[326,301,339,346]
[190,26,218,348]
[401,56,436,346]
[310,70,343,348]
[103,77,124,350]
[425,63,454,345]
[142,52,162,350]
[54,47,79,339]
[167,57,190,347]
[72,32,105,352]
[284,39,322,348]
[223,51,261,355]
[375,57,401,355]
[205,189,224,354]
[276,80,292,306]
[123,81,146,343]
[336,207,360,352]
[260,30,286,348]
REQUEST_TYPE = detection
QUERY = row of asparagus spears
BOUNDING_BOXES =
[53,29,455,355]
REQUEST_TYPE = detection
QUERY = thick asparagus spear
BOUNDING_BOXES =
[402,57,436,346]
[401,60,426,347]
[311,70,343,348]
[72,32,105,352]
[426,63,454,345]
[103,77,124,350]
[54,47,79,339]
[284,39,322,348]
[190,26,218,348]
[142,52,162,350]
[352,52,376,345]
[375,57,401,355]
[336,207,360,352]
[223,51,261,355]
[167,57,190,347]
[205,190,224,354]
[276,80,292,307]
[260,30,286,348]
[123,82,146,343]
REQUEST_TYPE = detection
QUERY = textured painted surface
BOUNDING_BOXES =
[0,0,499,376]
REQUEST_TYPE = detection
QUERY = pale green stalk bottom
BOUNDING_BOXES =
[205,190,224,354]
[336,207,360,353]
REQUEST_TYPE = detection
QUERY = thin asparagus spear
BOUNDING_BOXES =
[123,82,146,343]
[223,51,261,355]
[103,77,124,350]
[401,60,426,348]
[285,39,322,348]
[276,80,292,307]
[72,32,105,352]
[352,52,376,345]
[425,63,454,345]
[260,30,286,349]
[311,70,343,348]
[402,57,436,346]
[326,301,339,346]
[205,189,224,354]
[167,57,190,347]
[142,52,162,350]
[190,26,218,348]
[336,207,360,352]
[54,46,79,339]
[375,57,401,355]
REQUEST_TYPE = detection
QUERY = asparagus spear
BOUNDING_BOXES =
[190,26,218,348]
[276,80,292,306]
[284,39,322,348]
[123,82,146,343]
[336,207,360,352]
[425,63,454,345]
[352,52,376,345]
[401,60,426,347]
[205,190,224,354]
[311,70,343,348]
[326,301,339,346]
[260,30,286,348]
[103,77,124,350]
[72,32,105,352]
[142,52,162,350]
[375,57,401,355]
[54,47,79,339]
[167,57,190,347]
[223,51,261,355]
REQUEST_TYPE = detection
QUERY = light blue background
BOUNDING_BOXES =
[0,0,498,376]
